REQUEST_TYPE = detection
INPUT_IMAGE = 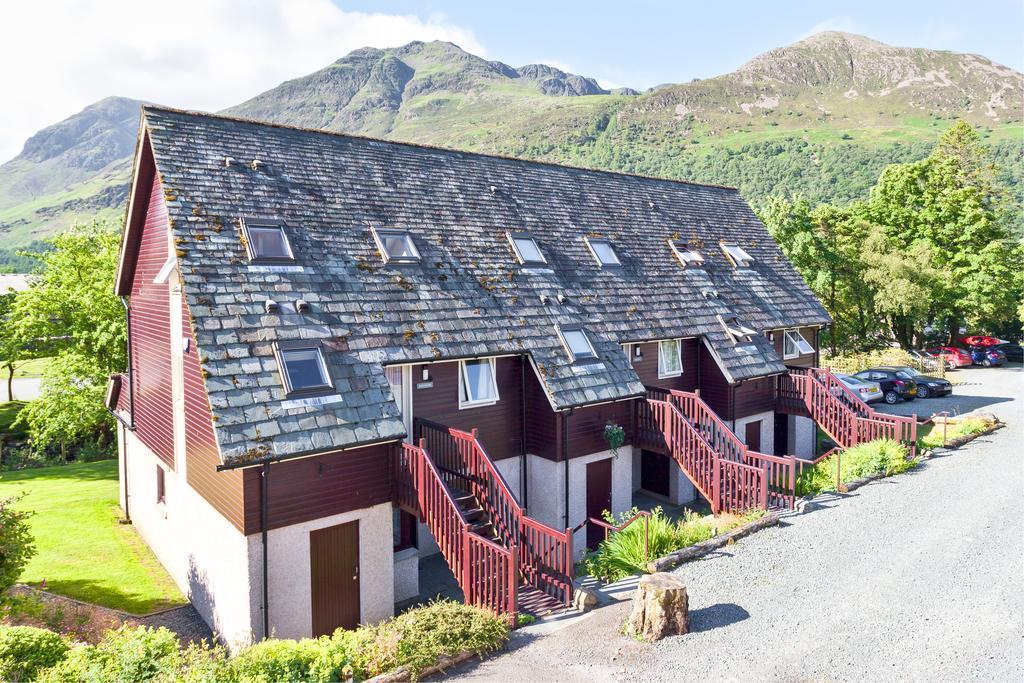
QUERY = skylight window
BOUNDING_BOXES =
[372,227,420,264]
[508,232,546,266]
[658,339,683,378]
[276,344,332,395]
[721,243,754,268]
[559,327,598,363]
[670,241,704,268]
[783,329,814,359]
[459,359,499,407]
[242,219,294,262]
[722,316,757,344]
[585,237,621,267]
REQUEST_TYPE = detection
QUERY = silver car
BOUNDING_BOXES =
[835,373,884,404]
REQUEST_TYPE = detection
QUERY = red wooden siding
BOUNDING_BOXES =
[411,358,523,461]
[630,339,699,391]
[733,376,775,418]
[243,444,394,533]
[697,343,732,419]
[565,400,633,459]
[771,326,819,368]
[129,173,174,468]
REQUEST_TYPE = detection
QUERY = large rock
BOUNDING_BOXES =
[625,573,689,641]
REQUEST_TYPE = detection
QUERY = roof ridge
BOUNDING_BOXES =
[141,104,740,192]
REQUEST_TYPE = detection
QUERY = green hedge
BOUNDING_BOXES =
[0,625,69,682]
[797,439,916,496]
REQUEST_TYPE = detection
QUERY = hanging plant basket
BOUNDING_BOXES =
[604,421,626,456]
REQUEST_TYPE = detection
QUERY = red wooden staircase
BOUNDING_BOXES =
[394,420,574,622]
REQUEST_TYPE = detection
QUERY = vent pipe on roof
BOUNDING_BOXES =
[264,299,279,313]
[556,294,567,304]
[295,300,311,313]
[489,185,498,194]
[224,157,235,167]
[539,294,549,305]
[251,159,265,171]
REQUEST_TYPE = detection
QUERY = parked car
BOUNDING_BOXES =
[992,342,1023,364]
[967,346,1006,367]
[959,335,1007,347]
[907,349,945,372]
[852,368,918,404]
[835,373,884,403]
[887,366,953,399]
[927,346,973,368]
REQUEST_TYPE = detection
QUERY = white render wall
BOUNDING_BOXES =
[790,415,816,459]
[121,426,257,651]
[494,455,523,502]
[393,547,419,604]
[733,410,775,454]
[258,501,394,640]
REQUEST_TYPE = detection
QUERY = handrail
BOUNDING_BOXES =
[572,511,652,562]
[667,388,747,463]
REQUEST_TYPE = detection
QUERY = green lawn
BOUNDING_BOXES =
[13,357,51,378]
[0,400,26,437]
[0,460,186,615]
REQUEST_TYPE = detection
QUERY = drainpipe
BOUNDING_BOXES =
[562,411,572,529]
[120,296,133,523]
[261,461,270,640]
[520,357,528,511]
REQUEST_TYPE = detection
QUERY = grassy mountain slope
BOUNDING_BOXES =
[1,33,1021,251]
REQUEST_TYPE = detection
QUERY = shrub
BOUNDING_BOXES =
[0,495,35,591]
[919,418,989,450]
[226,637,327,683]
[798,439,915,495]
[0,625,70,681]
[38,625,180,683]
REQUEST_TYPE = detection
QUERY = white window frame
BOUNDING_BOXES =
[559,326,598,363]
[783,329,814,359]
[720,242,754,268]
[241,218,295,263]
[458,358,500,409]
[507,231,547,266]
[371,227,420,264]
[584,236,621,268]
[670,241,705,268]
[658,339,683,378]
[276,343,333,396]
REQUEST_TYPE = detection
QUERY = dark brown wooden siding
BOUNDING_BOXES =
[129,173,174,467]
[412,358,523,461]
[565,400,633,460]
[182,296,246,530]
[697,342,732,420]
[524,362,558,459]
[630,339,699,391]
[733,376,776,418]
[771,326,819,368]
[243,444,394,533]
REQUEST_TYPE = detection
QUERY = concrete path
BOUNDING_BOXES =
[447,368,1024,681]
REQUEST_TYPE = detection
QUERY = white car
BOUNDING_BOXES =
[835,373,884,404]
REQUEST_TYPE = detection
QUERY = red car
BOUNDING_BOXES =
[959,336,1008,347]
[928,346,973,368]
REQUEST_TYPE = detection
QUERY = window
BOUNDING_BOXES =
[277,344,332,395]
[722,316,757,344]
[507,232,546,266]
[783,329,814,359]
[156,465,165,505]
[670,241,705,268]
[658,339,683,378]
[559,327,598,363]
[372,227,420,263]
[459,358,499,407]
[242,219,294,262]
[721,242,754,268]
[585,237,621,267]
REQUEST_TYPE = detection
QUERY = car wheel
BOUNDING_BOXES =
[982,358,992,367]
[917,385,930,399]
[884,390,899,404]
[946,361,956,371]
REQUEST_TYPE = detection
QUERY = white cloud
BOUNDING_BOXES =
[798,16,860,40]
[0,0,485,162]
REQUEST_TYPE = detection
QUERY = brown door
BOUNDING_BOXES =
[640,450,670,497]
[745,421,762,452]
[586,458,613,549]
[310,520,360,636]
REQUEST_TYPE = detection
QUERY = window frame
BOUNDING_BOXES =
[669,240,705,268]
[584,236,622,268]
[722,316,757,344]
[241,218,295,264]
[558,326,599,364]
[507,231,547,266]
[458,358,500,409]
[658,338,683,378]
[274,341,333,397]
[720,242,754,268]
[371,227,421,264]
[156,465,166,505]
[782,329,814,359]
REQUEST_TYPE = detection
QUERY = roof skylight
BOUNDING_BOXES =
[721,242,754,268]
[276,343,332,395]
[508,232,546,266]
[670,240,705,268]
[242,219,294,263]
[372,227,420,264]
[559,327,598,363]
[585,237,621,267]
[721,316,757,343]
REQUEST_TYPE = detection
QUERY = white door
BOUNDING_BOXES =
[385,366,413,443]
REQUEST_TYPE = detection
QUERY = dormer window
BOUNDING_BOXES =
[508,232,546,266]
[559,327,598,363]
[670,241,704,268]
[585,237,621,267]
[721,243,754,268]
[242,219,294,263]
[783,329,814,359]
[275,342,332,395]
[372,227,420,264]
[722,316,757,344]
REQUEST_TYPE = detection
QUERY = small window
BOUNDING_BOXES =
[372,227,420,263]
[658,339,683,378]
[156,465,165,505]
[783,329,814,359]
[721,242,754,268]
[560,327,598,363]
[670,241,705,268]
[277,344,332,395]
[242,219,294,262]
[585,237,621,267]
[507,232,546,266]
[459,358,499,408]
[722,316,757,343]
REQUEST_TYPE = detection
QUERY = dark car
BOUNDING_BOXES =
[992,342,1023,364]
[853,367,919,404]
[887,366,953,399]
[967,346,1006,367]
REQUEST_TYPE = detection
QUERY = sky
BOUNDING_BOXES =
[0,0,1021,162]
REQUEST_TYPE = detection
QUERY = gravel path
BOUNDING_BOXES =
[448,368,1024,681]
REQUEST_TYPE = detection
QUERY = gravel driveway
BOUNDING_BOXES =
[448,368,1024,681]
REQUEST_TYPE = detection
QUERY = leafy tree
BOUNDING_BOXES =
[0,495,35,592]
[0,292,51,402]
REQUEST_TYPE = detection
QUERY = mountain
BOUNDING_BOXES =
[1,33,1021,250]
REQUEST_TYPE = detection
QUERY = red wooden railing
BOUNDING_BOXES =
[394,441,518,620]
[572,510,652,561]
[414,419,574,607]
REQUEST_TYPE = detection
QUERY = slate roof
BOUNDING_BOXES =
[131,106,830,467]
